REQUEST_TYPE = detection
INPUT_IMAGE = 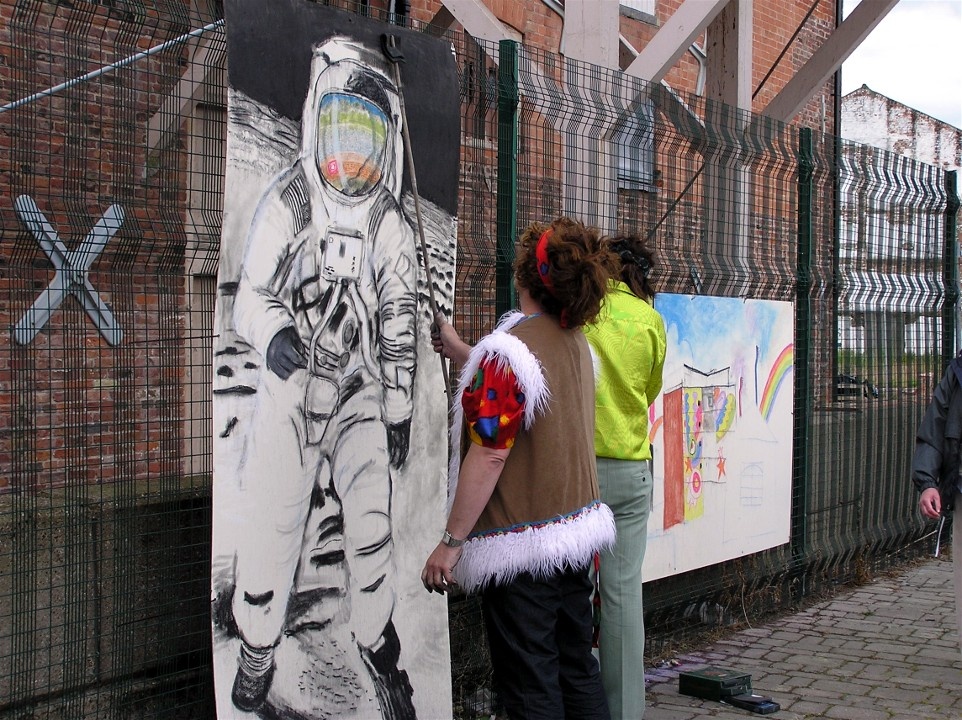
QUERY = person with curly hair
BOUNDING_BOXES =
[422,217,619,719]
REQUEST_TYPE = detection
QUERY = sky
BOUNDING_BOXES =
[841,0,962,129]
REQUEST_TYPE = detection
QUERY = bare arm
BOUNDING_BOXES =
[431,312,472,365]
[421,443,509,593]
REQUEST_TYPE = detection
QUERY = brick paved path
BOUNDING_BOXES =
[644,557,962,719]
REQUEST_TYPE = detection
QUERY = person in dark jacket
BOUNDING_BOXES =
[911,350,962,658]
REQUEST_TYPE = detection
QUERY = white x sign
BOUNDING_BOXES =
[12,195,124,346]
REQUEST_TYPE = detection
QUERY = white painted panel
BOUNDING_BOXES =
[620,0,656,18]
[645,294,795,581]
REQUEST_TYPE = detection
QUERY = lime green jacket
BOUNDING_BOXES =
[584,280,667,460]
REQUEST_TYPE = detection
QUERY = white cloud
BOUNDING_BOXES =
[842,0,962,129]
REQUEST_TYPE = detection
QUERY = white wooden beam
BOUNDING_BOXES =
[560,0,619,68]
[619,34,706,139]
[705,0,752,110]
[425,5,457,36]
[763,0,900,123]
[623,0,730,83]
[440,0,517,44]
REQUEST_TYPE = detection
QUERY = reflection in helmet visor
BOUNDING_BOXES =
[317,93,388,197]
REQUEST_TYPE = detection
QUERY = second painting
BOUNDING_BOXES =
[646,294,795,581]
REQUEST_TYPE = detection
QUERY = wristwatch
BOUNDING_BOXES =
[441,529,465,547]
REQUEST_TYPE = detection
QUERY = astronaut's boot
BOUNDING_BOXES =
[231,641,276,712]
[358,620,416,720]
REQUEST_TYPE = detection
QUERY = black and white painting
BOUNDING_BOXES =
[211,2,459,717]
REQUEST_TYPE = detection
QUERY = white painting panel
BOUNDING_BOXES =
[644,294,795,581]
[210,2,459,718]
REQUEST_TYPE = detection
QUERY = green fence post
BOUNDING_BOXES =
[496,39,519,319]
[792,127,813,573]
[943,170,959,363]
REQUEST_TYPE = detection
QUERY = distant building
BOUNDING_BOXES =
[837,85,961,358]
[842,84,961,169]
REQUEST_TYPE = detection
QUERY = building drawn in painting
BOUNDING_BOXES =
[661,364,735,530]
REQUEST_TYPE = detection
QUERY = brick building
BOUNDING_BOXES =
[3,0,896,492]
[838,85,961,359]
[843,84,962,170]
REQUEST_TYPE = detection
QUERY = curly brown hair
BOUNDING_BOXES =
[513,217,619,328]
[605,234,657,301]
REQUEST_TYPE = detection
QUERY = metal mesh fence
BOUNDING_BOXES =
[1,2,220,717]
[497,42,958,663]
[0,2,958,718]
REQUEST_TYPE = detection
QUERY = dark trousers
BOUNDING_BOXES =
[481,564,610,720]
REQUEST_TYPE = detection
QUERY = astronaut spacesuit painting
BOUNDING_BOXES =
[211,2,458,718]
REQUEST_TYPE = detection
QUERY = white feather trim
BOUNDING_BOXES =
[452,501,616,593]
[447,312,550,508]
[458,313,550,429]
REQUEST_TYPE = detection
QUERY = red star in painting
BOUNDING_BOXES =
[716,454,726,478]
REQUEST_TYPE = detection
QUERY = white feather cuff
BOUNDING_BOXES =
[452,500,616,593]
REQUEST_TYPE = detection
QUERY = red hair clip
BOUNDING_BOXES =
[536,228,555,295]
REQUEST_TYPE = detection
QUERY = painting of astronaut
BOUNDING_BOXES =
[644,294,794,581]
[211,2,459,718]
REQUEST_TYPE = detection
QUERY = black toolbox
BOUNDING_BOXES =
[678,666,752,701]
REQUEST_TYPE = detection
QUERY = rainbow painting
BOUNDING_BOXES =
[648,293,794,583]
[759,343,794,421]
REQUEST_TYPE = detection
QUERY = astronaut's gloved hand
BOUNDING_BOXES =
[387,418,411,469]
[266,326,308,380]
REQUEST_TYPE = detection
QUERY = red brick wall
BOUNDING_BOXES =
[0,0,842,493]
[412,0,838,131]
[0,2,193,493]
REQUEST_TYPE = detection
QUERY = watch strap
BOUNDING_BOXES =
[441,529,465,547]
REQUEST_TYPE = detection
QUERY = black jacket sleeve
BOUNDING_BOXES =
[912,362,962,509]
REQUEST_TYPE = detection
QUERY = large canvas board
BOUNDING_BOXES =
[210,2,459,717]
[644,294,795,581]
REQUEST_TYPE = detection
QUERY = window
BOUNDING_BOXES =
[620,0,656,22]
[613,101,655,191]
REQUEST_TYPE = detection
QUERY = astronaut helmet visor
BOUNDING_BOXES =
[316,92,389,197]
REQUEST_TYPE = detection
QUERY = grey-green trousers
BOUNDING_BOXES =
[595,457,653,720]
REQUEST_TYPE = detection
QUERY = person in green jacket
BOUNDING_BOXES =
[584,234,667,720]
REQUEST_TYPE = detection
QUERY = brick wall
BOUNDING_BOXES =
[0,3,194,495]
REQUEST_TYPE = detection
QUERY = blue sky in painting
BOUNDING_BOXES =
[656,294,781,362]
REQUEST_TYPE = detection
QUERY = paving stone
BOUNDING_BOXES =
[824,706,890,720]
[788,699,830,715]
[644,559,962,720]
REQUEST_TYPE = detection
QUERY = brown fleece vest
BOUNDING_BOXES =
[470,313,601,535]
